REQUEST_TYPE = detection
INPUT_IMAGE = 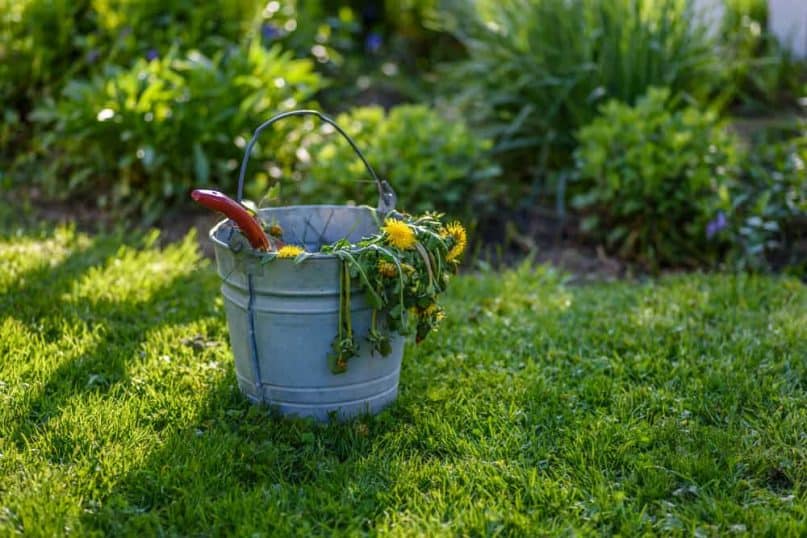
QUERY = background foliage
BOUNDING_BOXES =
[0,0,804,272]
[728,129,807,271]
[275,104,499,217]
[720,0,804,112]
[440,0,721,201]
[573,88,739,268]
[31,43,321,220]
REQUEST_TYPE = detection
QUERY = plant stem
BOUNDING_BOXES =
[337,261,344,344]
[344,262,352,341]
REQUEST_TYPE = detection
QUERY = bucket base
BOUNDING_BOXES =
[239,379,400,421]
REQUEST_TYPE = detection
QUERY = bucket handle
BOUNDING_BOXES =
[236,109,396,215]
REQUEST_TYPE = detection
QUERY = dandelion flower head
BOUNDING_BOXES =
[444,222,467,262]
[382,218,416,250]
[277,245,305,258]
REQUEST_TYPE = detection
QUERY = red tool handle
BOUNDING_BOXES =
[191,189,270,251]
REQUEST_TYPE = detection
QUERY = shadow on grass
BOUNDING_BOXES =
[2,227,407,534]
[3,231,214,455]
[81,364,411,534]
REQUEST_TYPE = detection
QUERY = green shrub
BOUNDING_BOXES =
[0,0,266,111]
[31,42,322,220]
[257,1,359,63]
[440,0,720,203]
[91,0,262,56]
[728,131,807,271]
[0,0,88,110]
[0,0,270,170]
[273,105,500,217]
[573,87,740,268]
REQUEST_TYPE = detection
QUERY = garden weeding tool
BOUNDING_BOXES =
[191,189,274,251]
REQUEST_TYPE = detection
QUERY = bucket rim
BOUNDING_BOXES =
[209,204,378,260]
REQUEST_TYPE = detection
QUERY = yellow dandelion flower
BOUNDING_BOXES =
[382,218,416,250]
[378,260,397,277]
[276,245,304,258]
[444,221,467,262]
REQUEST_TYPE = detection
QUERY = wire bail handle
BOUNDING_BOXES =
[236,109,396,215]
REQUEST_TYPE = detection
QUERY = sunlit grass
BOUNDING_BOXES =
[0,228,804,535]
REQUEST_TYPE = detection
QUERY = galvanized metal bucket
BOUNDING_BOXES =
[210,110,402,421]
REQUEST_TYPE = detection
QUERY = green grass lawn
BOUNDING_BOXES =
[1,226,805,536]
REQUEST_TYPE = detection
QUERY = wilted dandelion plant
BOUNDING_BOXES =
[260,212,466,372]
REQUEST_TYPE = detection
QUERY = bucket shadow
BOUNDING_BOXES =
[79,358,418,534]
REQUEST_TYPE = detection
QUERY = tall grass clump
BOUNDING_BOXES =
[440,0,721,204]
[718,0,804,112]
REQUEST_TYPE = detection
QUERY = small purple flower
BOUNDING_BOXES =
[85,48,100,64]
[261,23,280,42]
[145,48,159,61]
[706,211,728,239]
[365,32,382,53]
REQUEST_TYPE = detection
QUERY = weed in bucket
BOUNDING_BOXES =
[192,110,466,421]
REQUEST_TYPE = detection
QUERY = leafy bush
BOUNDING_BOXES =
[0,0,271,172]
[440,0,720,202]
[0,0,266,111]
[727,131,807,271]
[91,0,263,59]
[573,87,739,268]
[32,42,322,220]
[0,0,88,110]
[273,105,500,217]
